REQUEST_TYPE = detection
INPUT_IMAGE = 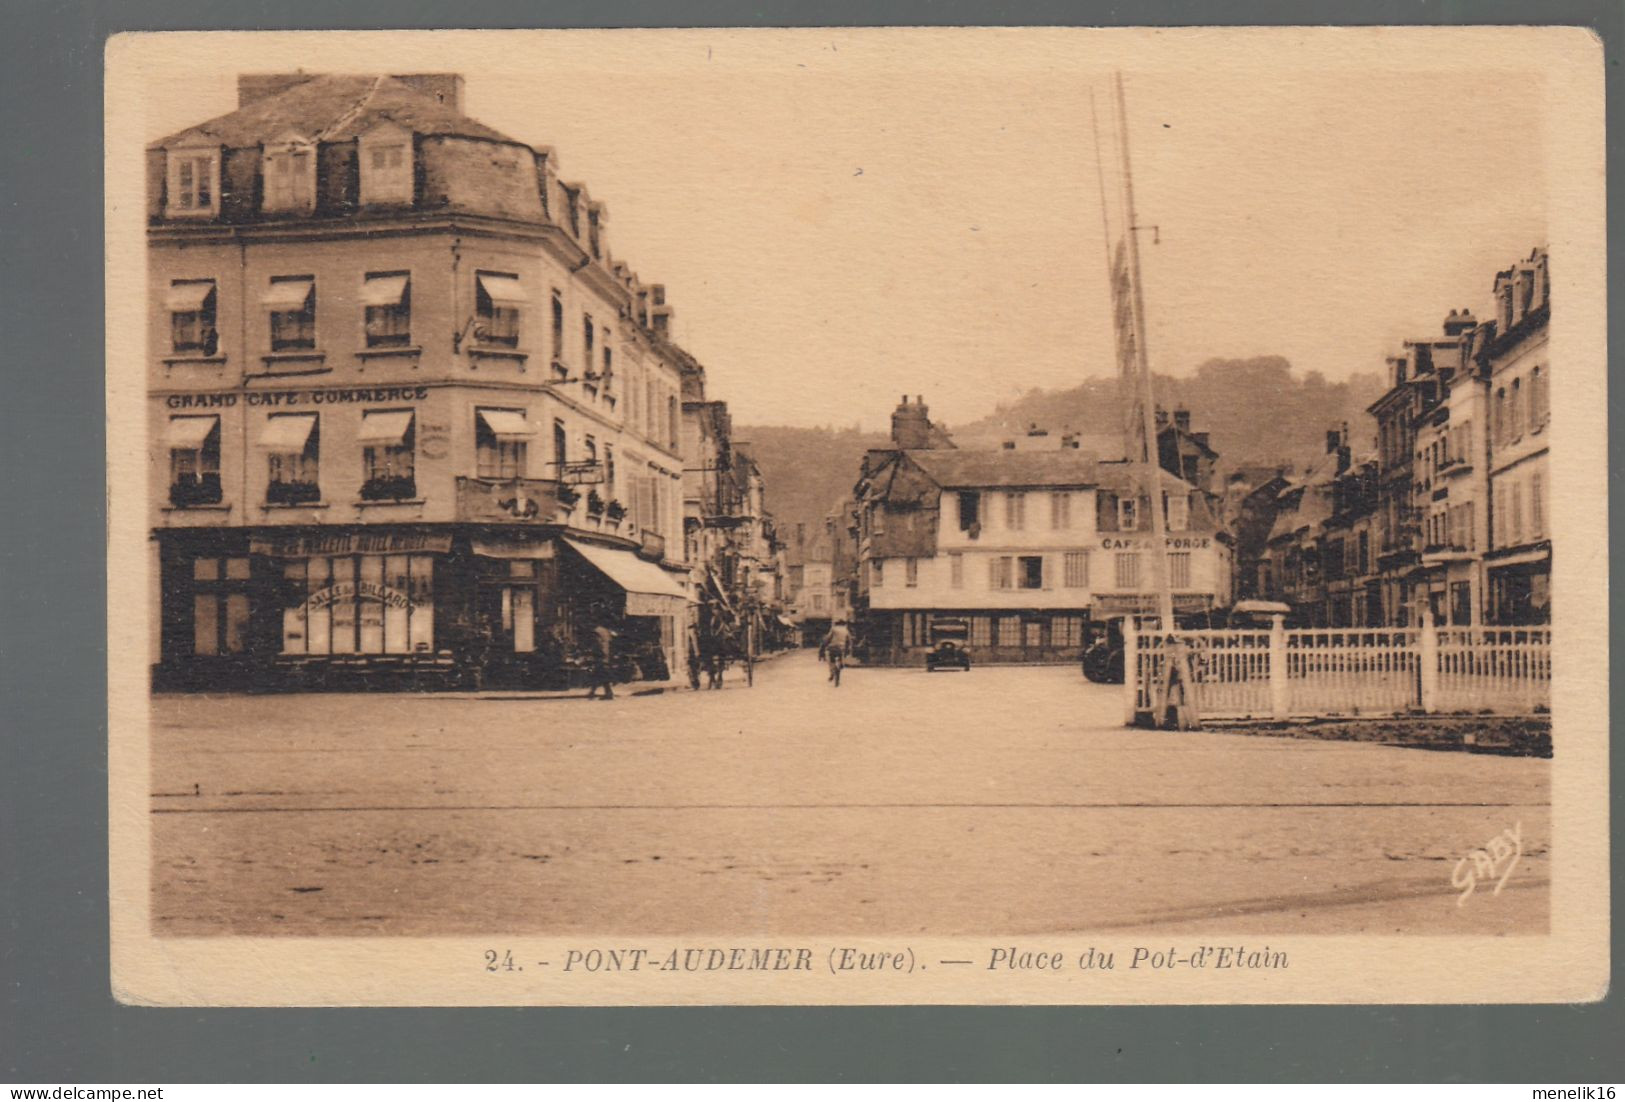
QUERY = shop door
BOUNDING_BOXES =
[479,584,537,655]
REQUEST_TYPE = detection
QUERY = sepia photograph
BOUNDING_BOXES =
[104,26,1608,1006]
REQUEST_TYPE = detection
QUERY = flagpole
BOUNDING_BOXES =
[1113,71,1177,630]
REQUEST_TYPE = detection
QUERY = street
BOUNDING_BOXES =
[151,651,1549,937]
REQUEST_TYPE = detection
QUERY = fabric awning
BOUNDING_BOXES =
[257,413,317,450]
[359,274,410,306]
[165,281,215,311]
[356,410,415,445]
[565,539,690,602]
[477,408,532,440]
[165,415,218,447]
[262,278,314,309]
[477,272,527,308]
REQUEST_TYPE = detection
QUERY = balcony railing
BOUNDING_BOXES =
[169,473,222,507]
[359,475,417,502]
[455,476,569,523]
[267,479,322,505]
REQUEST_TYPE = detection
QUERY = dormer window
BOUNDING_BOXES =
[167,148,219,216]
[262,139,315,213]
[358,123,414,206]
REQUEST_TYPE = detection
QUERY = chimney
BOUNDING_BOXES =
[237,72,315,107]
[891,395,932,450]
[1442,307,1477,337]
[1173,408,1192,432]
[392,73,465,112]
[1325,425,1343,454]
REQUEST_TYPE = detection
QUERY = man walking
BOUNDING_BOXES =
[586,615,618,701]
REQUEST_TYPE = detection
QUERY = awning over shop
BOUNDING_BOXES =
[256,413,318,450]
[357,410,415,445]
[165,415,219,447]
[359,274,410,306]
[262,277,314,309]
[564,539,690,607]
[477,408,533,440]
[164,281,215,311]
[477,272,527,309]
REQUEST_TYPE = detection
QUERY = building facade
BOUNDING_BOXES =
[150,72,709,690]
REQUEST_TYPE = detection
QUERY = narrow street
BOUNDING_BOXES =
[151,651,1549,937]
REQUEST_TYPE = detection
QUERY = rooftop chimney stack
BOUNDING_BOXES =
[1442,307,1478,337]
[1173,408,1192,432]
[890,395,932,450]
[391,73,465,112]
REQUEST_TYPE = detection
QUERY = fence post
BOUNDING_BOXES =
[1418,610,1438,713]
[1269,614,1289,720]
[1123,620,1139,725]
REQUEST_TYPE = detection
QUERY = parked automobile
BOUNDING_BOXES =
[925,616,972,672]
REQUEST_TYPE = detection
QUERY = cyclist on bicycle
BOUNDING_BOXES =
[820,620,852,684]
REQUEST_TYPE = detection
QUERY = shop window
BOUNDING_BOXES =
[1017,555,1043,589]
[167,280,218,355]
[362,273,411,347]
[1064,551,1090,588]
[1451,582,1472,627]
[476,408,530,479]
[949,552,964,589]
[281,553,435,655]
[1115,551,1140,589]
[1165,492,1188,532]
[1053,615,1083,649]
[970,616,992,647]
[905,557,919,587]
[262,413,320,505]
[997,616,1021,648]
[167,415,222,506]
[262,142,315,213]
[359,410,416,500]
[1004,492,1026,531]
[1050,492,1071,530]
[1169,552,1191,589]
[191,557,250,656]
[265,276,316,351]
[475,272,524,347]
[167,149,218,216]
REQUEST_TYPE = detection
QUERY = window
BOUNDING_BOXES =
[997,616,1021,647]
[1064,551,1090,588]
[1053,615,1083,648]
[167,280,218,355]
[970,616,992,647]
[263,143,315,212]
[475,272,524,347]
[1494,483,1508,547]
[668,396,679,449]
[262,413,320,505]
[191,557,250,655]
[552,419,568,473]
[1510,482,1524,544]
[361,273,411,348]
[1509,379,1523,439]
[605,445,617,498]
[281,554,435,656]
[1018,555,1043,589]
[1168,552,1191,589]
[958,492,981,533]
[949,552,964,588]
[476,408,530,479]
[1115,552,1140,589]
[1530,366,1548,429]
[988,555,1013,590]
[1050,492,1071,530]
[1165,493,1188,532]
[359,134,412,205]
[1118,497,1139,531]
[645,379,656,438]
[551,290,565,364]
[1530,473,1544,538]
[602,343,614,390]
[1494,389,1506,444]
[167,415,221,506]
[812,593,826,612]
[871,559,884,587]
[583,315,595,368]
[359,411,416,500]
[167,149,217,214]
[905,557,919,587]
[1004,492,1026,530]
[266,276,316,351]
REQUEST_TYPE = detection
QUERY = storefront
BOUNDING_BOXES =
[1487,546,1552,625]
[152,524,690,691]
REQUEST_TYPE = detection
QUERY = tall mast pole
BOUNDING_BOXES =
[1113,71,1176,629]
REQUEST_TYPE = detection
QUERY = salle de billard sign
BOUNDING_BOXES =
[164,386,432,410]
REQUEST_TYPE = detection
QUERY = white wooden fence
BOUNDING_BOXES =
[1125,620,1550,723]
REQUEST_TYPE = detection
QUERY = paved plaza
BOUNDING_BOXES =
[150,651,1549,937]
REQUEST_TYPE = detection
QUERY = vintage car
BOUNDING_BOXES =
[925,616,973,672]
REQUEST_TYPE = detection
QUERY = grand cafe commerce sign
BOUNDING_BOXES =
[163,386,432,410]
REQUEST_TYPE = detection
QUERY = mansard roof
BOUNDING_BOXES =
[149,74,515,151]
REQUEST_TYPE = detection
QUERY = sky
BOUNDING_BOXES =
[134,29,1552,432]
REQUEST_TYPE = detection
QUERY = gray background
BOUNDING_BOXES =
[2,0,1621,1083]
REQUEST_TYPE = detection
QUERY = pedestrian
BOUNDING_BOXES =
[586,616,617,701]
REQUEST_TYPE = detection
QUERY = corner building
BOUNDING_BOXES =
[148,73,695,689]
